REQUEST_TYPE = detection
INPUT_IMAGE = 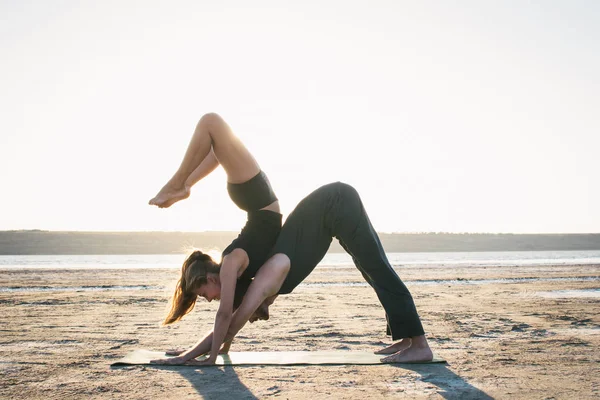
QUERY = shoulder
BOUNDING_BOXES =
[222,248,250,275]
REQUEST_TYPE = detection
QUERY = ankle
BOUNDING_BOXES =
[410,335,429,349]
[171,171,190,187]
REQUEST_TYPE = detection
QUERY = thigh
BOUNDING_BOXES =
[332,183,402,284]
[202,113,261,183]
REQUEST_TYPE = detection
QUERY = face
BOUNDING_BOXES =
[193,275,221,302]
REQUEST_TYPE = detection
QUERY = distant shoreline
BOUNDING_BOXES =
[1,230,600,255]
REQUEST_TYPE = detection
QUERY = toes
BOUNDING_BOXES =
[380,355,395,363]
[374,345,403,355]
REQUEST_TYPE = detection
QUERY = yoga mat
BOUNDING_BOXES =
[112,350,446,366]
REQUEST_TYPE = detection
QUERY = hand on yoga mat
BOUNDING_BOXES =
[149,356,189,365]
[165,344,228,357]
[192,356,217,366]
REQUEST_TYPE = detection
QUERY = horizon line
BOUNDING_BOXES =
[2,229,600,235]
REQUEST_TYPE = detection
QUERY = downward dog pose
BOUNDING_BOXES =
[154,182,432,365]
[148,112,282,363]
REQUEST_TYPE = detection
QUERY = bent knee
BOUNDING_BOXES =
[268,253,291,271]
[331,181,360,199]
[197,112,225,129]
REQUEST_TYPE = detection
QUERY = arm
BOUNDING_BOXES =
[225,254,290,342]
[165,338,232,357]
[204,249,249,363]
[151,249,248,365]
[220,339,233,353]
[151,331,214,364]
[178,331,214,360]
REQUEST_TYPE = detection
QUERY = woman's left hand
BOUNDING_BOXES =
[150,355,189,365]
[192,356,217,366]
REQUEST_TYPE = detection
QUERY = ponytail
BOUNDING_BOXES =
[163,250,220,325]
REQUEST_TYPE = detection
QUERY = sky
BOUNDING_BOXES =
[1,0,599,233]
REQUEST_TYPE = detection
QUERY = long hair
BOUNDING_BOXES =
[163,250,220,325]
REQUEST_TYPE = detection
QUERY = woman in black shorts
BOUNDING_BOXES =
[154,182,433,365]
[148,112,282,365]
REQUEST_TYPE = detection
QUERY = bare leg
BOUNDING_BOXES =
[150,151,218,208]
[149,113,261,208]
[185,150,220,189]
[380,335,433,363]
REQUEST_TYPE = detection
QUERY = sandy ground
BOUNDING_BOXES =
[1,263,599,399]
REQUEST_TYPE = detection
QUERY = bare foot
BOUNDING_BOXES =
[249,302,270,323]
[149,184,190,208]
[380,344,434,363]
[374,338,411,355]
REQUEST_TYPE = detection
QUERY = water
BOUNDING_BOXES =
[535,289,600,298]
[2,277,599,294]
[1,250,600,270]
[1,250,599,293]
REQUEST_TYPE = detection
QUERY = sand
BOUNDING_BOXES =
[1,263,599,399]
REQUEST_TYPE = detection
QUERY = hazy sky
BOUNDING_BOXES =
[1,0,599,233]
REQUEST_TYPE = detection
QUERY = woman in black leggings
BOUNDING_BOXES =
[154,181,432,365]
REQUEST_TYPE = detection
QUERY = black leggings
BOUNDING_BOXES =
[272,182,425,339]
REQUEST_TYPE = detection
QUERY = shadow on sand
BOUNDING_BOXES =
[174,365,258,400]
[111,364,258,399]
[396,363,494,400]
[112,361,490,399]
